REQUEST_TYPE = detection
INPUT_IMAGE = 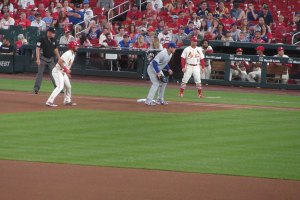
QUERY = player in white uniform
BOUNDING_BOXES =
[200,39,213,80]
[145,42,177,106]
[230,48,249,81]
[247,46,265,82]
[45,41,79,107]
[179,36,205,98]
[273,47,292,84]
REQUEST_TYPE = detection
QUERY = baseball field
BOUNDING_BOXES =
[0,73,300,200]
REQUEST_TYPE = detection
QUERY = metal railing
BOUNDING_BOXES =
[107,0,148,22]
[292,31,300,45]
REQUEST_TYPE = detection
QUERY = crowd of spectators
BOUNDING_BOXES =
[0,0,299,54]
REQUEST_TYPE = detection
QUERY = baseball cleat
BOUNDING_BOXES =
[145,101,157,106]
[64,102,77,106]
[179,93,183,97]
[156,100,168,105]
[34,90,38,94]
[46,102,58,107]
[198,94,204,98]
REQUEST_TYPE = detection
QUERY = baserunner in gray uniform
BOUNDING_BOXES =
[145,42,177,106]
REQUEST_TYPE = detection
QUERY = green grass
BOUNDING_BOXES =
[0,77,300,180]
[0,109,300,180]
[0,78,300,108]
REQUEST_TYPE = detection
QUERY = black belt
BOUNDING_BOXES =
[188,64,198,66]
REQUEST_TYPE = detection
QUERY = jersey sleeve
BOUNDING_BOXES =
[36,37,43,48]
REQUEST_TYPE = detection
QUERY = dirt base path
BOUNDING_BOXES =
[1,160,300,200]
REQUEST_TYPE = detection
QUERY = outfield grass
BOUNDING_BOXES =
[0,109,299,180]
[0,78,300,108]
[0,77,300,180]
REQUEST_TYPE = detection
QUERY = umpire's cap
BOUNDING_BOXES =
[47,27,56,33]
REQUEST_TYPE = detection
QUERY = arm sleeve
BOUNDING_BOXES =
[164,64,170,70]
[181,57,186,69]
[152,60,160,73]
[200,59,205,70]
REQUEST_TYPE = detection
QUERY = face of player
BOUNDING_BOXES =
[169,47,176,54]
[236,52,242,55]
[278,50,284,56]
[191,41,197,47]
[202,41,208,48]
[257,50,263,56]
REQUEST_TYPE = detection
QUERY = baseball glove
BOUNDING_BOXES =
[158,75,168,83]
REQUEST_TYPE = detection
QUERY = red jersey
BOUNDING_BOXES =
[251,38,265,43]
[103,39,118,47]
[133,42,148,49]
[142,10,157,19]
[126,10,142,21]
[15,18,31,28]
[219,17,235,31]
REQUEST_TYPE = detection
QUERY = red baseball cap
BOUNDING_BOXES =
[236,48,243,52]
[256,46,265,51]
[190,36,198,42]
[277,47,284,51]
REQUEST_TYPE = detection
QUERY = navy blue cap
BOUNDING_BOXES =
[47,27,56,33]
[168,42,177,48]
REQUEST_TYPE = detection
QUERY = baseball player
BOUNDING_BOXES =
[200,39,213,79]
[230,48,249,81]
[145,42,177,106]
[179,36,205,98]
[45,41,79,107]
[247,45,265,82]
[273,47,292,84]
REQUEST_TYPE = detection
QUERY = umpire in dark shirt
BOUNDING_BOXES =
[33,27,61,94]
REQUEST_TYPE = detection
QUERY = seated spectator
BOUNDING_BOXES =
[219,12,235,31]
[196,1,210,18]
[15,12,31,29]
[246,2,258,23]
[230,2,246,22]
[28,8,37,22]
[37,3,46,18]
[230,23,241,41]
[254,17,270,34]
[127,23,138,41]
[168,15,180,34]
[247,46,265,82]
[237,31,250,42]
[184,21,194,35]
[260,24,272,43]
[148,0,163,13]
[221,30,233,42]
[177,11,188,27]
[99,27,111,47]
[77,32,92,47]
[205,12,214,30]
[15,34,28,55]
[251,30,265,43]
[230,48,248,81]
[85,20,101,46]
[0,12,15,29]
[157,25,173,47]
[59,27,76,45]
[45,1,56,14]
[81,1,93,21]
[155,19,165,34]
[213,0,229,18]
[170,1,184,16]
[199,20,209,37]
[115,26,126,44]
[212,23,225,40]
[288,15,300,34]
[188,27,203,45]
[0,38,14,54]
[149,35,163,50]
[273,47,292,84]
[52,3,63,20]
[143,2,157,20]
[204,30,214,40]
[102,33,118,48]
[31,13,47,31]
[67,3,84,25]
[257,4,273,28]
[172,25,187,47]
[187,12,201,28]
[53,10,70,28]
[42,10,53,29]
[62,0,72,12]
[273,15,287,42]
[0,0,14,13]
[126,3,142,23]
[119,34,132,49]
[18,0,35,9]
[0,5,10,19]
